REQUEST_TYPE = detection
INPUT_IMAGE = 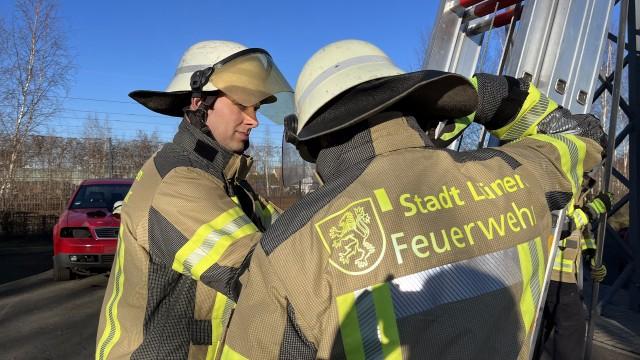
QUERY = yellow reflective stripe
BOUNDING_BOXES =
[220,344,249,360]
[534,237,545,292]
[589,198,607,214]
[266,203,280,222]
[135,169,144,181]
[371,283,402,360]
[208,292,233,360]
[191,222,258,280]
[231,196,240,205]
[529,134,577,198]
[553,259,575,273]
[564,134,587,190]
[172,207,245,275]
[374,188,394,212]
[256,201,280,227]
[517,242,536,334]
[336,292,366,360]
[572,209,589,229]
[493,84,558,141]
[96,231,126,360]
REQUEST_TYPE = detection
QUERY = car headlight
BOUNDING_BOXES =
[60,227,92,238]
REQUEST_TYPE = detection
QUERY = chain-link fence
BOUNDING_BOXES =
[0,134,161,236]
[0,133,319,237]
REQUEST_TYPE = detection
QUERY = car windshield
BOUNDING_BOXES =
[70,184,131,210]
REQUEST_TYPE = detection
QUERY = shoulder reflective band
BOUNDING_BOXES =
[516,237,545,336]
[220,344,249,360]
[336,282,402,360]
[96,231,126,360]
[528,134,587,200]
[173,206,258,281]
[493,84,558,141]
[208,292,236,360]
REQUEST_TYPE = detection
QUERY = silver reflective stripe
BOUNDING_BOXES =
[174,64,210,76]
[297,55,390,108]
[182,215,250,275]
[503,95,549,140]
[389,246,522,319]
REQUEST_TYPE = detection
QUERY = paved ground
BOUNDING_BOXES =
[0,271,108,360]
[0,248,53,285]
[592,301,640,359]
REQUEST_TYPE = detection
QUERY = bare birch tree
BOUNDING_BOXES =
[0,0,72,232]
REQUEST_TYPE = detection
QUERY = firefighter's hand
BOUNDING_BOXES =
[571,208,590,231]
[588,192,614,215]
[590,258,607,282]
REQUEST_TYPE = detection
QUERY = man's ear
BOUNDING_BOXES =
[190,97,201,110]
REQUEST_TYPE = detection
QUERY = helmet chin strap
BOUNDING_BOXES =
[188,67,218,138]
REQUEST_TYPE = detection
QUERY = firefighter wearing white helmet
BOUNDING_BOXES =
[96,40,291,360]
[222,39,606,359]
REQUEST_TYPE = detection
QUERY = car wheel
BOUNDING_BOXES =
[53,261,71,281]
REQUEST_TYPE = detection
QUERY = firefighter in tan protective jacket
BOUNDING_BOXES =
[221,40,607,359]
[536,180,612,360]
[95,41,292,360]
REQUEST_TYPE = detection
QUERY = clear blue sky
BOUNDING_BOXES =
[2,0,439,143]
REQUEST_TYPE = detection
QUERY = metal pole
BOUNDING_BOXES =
[585,0,629,358]
[625,0,640,314]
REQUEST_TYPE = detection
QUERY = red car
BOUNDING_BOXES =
[52,178,133,281]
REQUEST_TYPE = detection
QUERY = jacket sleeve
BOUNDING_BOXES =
[148,166,262,298]
[221,244,318,359]
[466,73,607,212]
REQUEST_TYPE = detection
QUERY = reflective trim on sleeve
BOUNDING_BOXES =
[493,84,558,141]
[572,208,590,230]
[588,198,607,214]
[172,207,259,280]
[220,344,249,360]
[528,134,587,201]
[96,231,126,360]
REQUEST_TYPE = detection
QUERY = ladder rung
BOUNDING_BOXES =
[466,6,521,35]
[464,0,522,20]
[456,0,486,9]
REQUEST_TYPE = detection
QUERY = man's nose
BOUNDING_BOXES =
[245,112,259,128]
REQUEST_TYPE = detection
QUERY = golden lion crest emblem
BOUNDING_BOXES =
[316,198,386,275]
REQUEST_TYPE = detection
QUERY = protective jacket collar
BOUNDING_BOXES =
[173,118,253,184]
[315,113,430,183]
